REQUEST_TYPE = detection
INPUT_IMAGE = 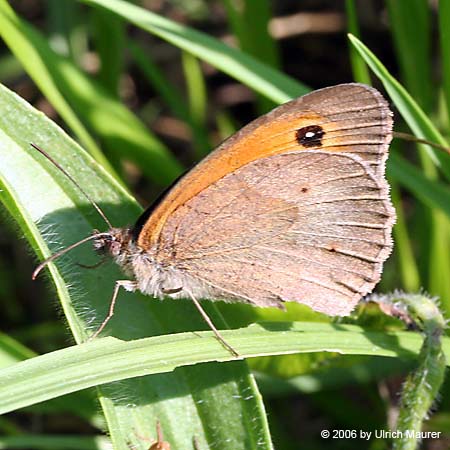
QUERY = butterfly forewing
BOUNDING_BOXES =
[137,83,395,315]
[137,84,392,249]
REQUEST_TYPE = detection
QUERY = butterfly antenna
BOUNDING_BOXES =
[156,421,163,444]
[393,132,450,155]
[30,143,113,229]
[32,232,110,280]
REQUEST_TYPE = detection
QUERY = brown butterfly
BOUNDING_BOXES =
[33,83,395,356]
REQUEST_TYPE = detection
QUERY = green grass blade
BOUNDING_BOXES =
[216,110,238,140]
[0,331,99,422]
[46,0,87,66]
[345,0,371,84]
[0,434,110,450]
[344,19,421,295]
[128,41,189,121]
[2,322,448,415]
[388,151,450,309]
[379,3,450,311]
[0,332,35,368]
[221,0,280,70]
[386,0,432,112]
[90,7,125,96]
[387,152,450,219]
[348,33,450,182]
[439,0,450,122]
[0,0,108,171]
[390,183,421,292]
[255,356,413,395]
[181,51,210,157]
[129,41,212,159]
[428,212,450,306]
[182,52,206,126]
[0,54,23,82]
[80,0,308,102]
[221,0,280,112]
[0,83,272,450]
[0,0,182,185]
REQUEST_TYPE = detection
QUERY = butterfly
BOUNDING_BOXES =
[33,83,395,356]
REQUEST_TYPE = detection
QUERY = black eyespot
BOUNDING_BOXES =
[295,125,325,147]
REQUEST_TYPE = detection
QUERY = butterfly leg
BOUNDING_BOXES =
[186,289,240,358]
[90,280,138,339]
[76,255,107,269]
[132,420,170,450]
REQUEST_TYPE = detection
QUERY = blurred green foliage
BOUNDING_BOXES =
[0,1,449,449]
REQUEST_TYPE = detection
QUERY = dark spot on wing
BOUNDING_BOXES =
[296,125,325,147]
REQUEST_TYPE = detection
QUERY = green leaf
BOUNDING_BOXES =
[348,32,450,312]
[2,322,449,415]
[45,0,87,66]
[181,51,210,157]
[0,82,272,450]
[345,0,371,85]
[0,434,110,450]
[221,0,280,112]
[0,332,35,369]
[255,356,413,395]
[389,183,421,292]
[386,0,433,112]
[129,41,211,157]
[221,0,280,70]
[0,0,108,172]
[0,0,182,185]
[439,0,450,125]
[90,7,125,96]
[387,152,450,219]
[348,33,450,182]
[80,0,308,103]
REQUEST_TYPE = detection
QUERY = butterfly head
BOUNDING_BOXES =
[93,227,133,258]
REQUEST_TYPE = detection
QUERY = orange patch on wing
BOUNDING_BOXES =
[137,111,349,248]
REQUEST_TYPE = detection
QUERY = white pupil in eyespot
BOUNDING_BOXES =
[305,131,315,138]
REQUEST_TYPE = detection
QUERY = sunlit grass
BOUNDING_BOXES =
[0,1,449,449]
